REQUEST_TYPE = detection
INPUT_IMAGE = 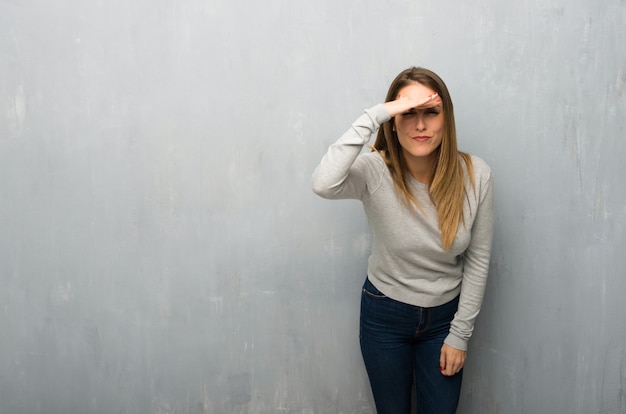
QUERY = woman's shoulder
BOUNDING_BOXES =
[462,153,492,190]
[360,149,386,164]
[357,150,386,170]
[353,150,388,192]
[467,154,491,176]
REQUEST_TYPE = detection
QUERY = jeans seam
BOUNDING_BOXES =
[415,309,432,335]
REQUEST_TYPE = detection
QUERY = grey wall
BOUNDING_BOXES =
[1,0,625,413]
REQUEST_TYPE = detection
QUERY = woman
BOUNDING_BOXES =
[312,67,494,414]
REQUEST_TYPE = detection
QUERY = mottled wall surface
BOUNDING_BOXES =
[1,0,625,413]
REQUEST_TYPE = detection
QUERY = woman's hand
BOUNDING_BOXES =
[439,344,466,376]
[383,92,441,118]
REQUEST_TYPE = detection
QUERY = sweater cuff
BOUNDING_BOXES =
[364,103,391,127]
[444,333,468,352]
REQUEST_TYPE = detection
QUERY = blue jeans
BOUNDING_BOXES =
[359,278,462,414]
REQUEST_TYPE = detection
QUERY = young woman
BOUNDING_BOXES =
[312,67,494,414]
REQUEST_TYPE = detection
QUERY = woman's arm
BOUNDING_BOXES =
[441,173,495,374]
[311,104,390,199]
[312,93,440,199]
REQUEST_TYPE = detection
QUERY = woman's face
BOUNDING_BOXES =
[393,82,444,164]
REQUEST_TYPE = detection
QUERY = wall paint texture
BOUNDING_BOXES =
[1,0,625,413]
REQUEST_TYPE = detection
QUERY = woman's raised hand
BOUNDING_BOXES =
[383,92,441,118]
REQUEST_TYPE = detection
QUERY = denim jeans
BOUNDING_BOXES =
[359,277,462,414]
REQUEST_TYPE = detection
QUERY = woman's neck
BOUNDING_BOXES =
[404,153,437,184]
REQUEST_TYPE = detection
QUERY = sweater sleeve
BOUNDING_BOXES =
[312,104,390,200]
[444,172,495,351]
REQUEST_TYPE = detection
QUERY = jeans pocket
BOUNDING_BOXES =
[362,278,387,299]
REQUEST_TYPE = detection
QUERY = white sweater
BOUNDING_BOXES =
[312,104,494,350]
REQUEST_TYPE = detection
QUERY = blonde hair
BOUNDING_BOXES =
[373,67,475,250]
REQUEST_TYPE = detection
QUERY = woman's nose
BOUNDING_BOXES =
[415,114,426,130]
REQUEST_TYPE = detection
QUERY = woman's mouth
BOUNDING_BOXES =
[412,136,430,142]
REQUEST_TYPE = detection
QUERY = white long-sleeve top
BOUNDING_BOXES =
[312,104,494,350]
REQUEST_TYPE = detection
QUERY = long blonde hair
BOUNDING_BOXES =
[373,67,474,250]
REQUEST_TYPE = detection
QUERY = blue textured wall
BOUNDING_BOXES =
[1,1,625,413]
